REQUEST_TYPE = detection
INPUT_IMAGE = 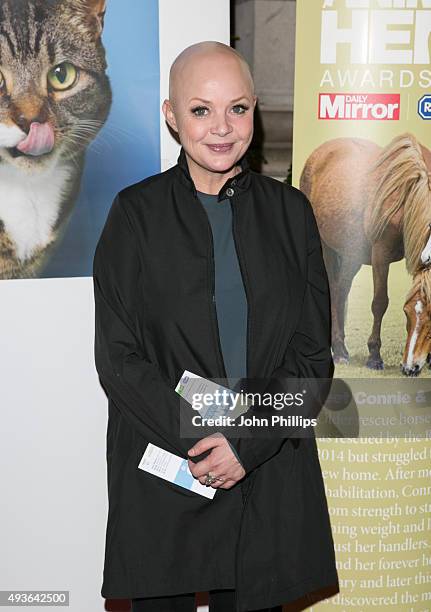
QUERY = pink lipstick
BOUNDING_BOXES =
[206,143,234,153]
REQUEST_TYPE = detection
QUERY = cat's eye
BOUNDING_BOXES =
[0,71,4,89]
[47,62,78,91]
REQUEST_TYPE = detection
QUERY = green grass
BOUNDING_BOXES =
[334,260,431,378]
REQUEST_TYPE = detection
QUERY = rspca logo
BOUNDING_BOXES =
[418,95,431,120]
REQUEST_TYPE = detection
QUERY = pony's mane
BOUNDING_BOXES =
[368,132,431,275]
[405,267,431,315]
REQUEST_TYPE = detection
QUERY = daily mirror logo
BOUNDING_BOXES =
[319,93,401,119]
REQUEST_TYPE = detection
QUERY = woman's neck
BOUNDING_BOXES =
[185,152,242,195]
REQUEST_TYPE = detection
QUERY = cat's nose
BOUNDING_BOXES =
[15,110,49,134]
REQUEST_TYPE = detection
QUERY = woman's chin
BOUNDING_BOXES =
[201,152,241,174]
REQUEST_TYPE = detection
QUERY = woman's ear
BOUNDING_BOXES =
[162,99,178,133]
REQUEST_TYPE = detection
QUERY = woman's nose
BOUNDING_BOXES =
[210,113,233,137]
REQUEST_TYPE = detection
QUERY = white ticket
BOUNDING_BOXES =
[175,370,251,420]
[138,442,216,499]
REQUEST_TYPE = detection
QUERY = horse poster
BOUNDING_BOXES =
[293,1,431,609]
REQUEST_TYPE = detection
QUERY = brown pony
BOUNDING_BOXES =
[299,132,431,375]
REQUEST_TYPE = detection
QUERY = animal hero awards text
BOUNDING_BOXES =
[318,0,431,121]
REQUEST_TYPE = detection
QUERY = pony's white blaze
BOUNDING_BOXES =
[0,122,26,148]
[406,299,423,367]
[420,232,431,265]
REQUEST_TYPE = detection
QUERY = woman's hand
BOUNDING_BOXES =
[187,432,246,489]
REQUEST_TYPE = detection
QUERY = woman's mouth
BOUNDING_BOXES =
[206,143,234,153]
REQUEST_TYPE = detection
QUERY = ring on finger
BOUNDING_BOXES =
[204,472,217,485]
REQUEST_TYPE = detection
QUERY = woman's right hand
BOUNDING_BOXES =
[187,432,246,488]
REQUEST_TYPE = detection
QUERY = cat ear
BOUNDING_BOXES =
[83,0,107,36]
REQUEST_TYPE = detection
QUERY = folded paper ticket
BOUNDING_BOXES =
[138,442,216,499]
[175,370,251,420]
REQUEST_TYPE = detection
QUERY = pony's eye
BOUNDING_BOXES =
[47,62,78,91]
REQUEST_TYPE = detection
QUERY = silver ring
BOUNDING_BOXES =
[204,472,217,485]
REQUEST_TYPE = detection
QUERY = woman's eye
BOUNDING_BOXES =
[190,104,249,117]
[232,104,249,114]
[47,62,78,91]
[191,106,209,117]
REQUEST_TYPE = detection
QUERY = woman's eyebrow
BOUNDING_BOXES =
[188,96,250,104]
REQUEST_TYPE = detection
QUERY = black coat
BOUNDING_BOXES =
[92,146,339,611]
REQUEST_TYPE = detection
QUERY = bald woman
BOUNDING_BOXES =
[93,41,338,612]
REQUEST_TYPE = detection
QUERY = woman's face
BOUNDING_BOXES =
[164,52,256,177]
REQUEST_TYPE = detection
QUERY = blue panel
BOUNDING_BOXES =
[40,0,160,278]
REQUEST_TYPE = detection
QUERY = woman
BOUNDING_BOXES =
[93,42,338,612]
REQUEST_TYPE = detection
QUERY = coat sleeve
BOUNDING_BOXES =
[93,193,203,458]
[232,191,334,474]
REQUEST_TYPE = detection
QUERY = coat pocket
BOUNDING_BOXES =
[136,445,213,501]
[140,469,210,500]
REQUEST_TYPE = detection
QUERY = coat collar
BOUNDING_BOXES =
[175,145,251,202]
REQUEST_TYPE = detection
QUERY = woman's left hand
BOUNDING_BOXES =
[187,432,246,489]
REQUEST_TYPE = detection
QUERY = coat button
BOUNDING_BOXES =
[226,187,235,197]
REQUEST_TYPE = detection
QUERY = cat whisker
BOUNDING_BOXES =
[66,126,99,138]
[57,123,102,139]
[103,123,146,142]
[62,134,104,156]
[63,128,105,147]
[73,118,105,128]
[71,132,113,153]
[72,126,124,149]
[62,120,148,148]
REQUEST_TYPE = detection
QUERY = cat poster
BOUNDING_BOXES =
[0,0,160,279]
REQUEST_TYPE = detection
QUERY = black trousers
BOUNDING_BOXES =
[131,588,283,611]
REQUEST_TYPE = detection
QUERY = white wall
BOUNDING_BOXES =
[159,1,230,170]
[0,1,229,610]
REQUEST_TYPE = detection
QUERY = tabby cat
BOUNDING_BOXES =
[0,0,112,279]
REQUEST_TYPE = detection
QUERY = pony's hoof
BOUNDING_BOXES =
[366,358,384,370]
[334,355,349,365]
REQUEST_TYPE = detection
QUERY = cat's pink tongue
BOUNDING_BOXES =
[16,122,54,156]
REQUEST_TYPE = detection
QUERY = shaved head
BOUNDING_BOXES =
[162,40,257,194]
[169,41,254,109]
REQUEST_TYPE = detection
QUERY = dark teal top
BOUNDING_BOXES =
[196,190,248,467]
[196,190,248,381]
